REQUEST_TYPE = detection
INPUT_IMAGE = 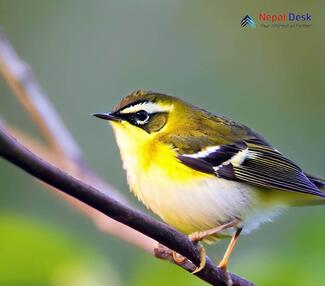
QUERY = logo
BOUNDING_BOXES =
[259,12,311,23]
[258,12,312,28]
[241,15,256,28]
[241,12,312,29]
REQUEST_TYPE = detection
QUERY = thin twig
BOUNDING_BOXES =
[0,31,74,157]
[0,126,254,286]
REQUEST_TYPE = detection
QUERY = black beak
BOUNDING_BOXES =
[92,112,121,122]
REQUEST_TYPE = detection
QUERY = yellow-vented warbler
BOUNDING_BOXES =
[93,90,325,274]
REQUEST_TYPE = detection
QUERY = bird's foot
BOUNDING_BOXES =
[187,220,242,279]
[189,219,240,243]
[172,250,186,264]
[171,243,206,274]
[191,244,206,274]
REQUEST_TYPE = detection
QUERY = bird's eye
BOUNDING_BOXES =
[135,110,149,124]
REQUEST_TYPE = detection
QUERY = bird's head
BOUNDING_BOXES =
[93,90,241,164]
[93,90,194,138]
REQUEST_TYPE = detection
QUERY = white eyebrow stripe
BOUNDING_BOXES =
[120,102,173,114]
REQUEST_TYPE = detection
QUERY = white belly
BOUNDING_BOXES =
[127,165,283,236]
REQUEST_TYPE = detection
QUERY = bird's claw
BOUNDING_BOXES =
[172,250,186,264]
[191,244,206,274]
[171,244,206,274]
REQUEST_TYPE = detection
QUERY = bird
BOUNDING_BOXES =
[93,90,324,280]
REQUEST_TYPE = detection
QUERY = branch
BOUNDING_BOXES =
[0,122,156,253]
[0,126,254,286]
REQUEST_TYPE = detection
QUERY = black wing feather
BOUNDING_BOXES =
[178,138,325,198]
[178,155,215,174]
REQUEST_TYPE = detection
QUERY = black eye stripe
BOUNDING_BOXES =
[115,110,151,126]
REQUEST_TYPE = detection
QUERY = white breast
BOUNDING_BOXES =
[127,163,283,236]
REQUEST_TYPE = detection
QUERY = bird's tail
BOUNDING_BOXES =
[306,174,325,190]
[302,173,325,205]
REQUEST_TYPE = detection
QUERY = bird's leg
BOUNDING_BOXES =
[218,227,242,270]
[217,227,243,286]
[189,219,240,243]
[172,219,241,274]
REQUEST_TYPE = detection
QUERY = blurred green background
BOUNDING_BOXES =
[0,1,324,285]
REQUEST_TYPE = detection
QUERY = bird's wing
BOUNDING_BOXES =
[177,136,324,198]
